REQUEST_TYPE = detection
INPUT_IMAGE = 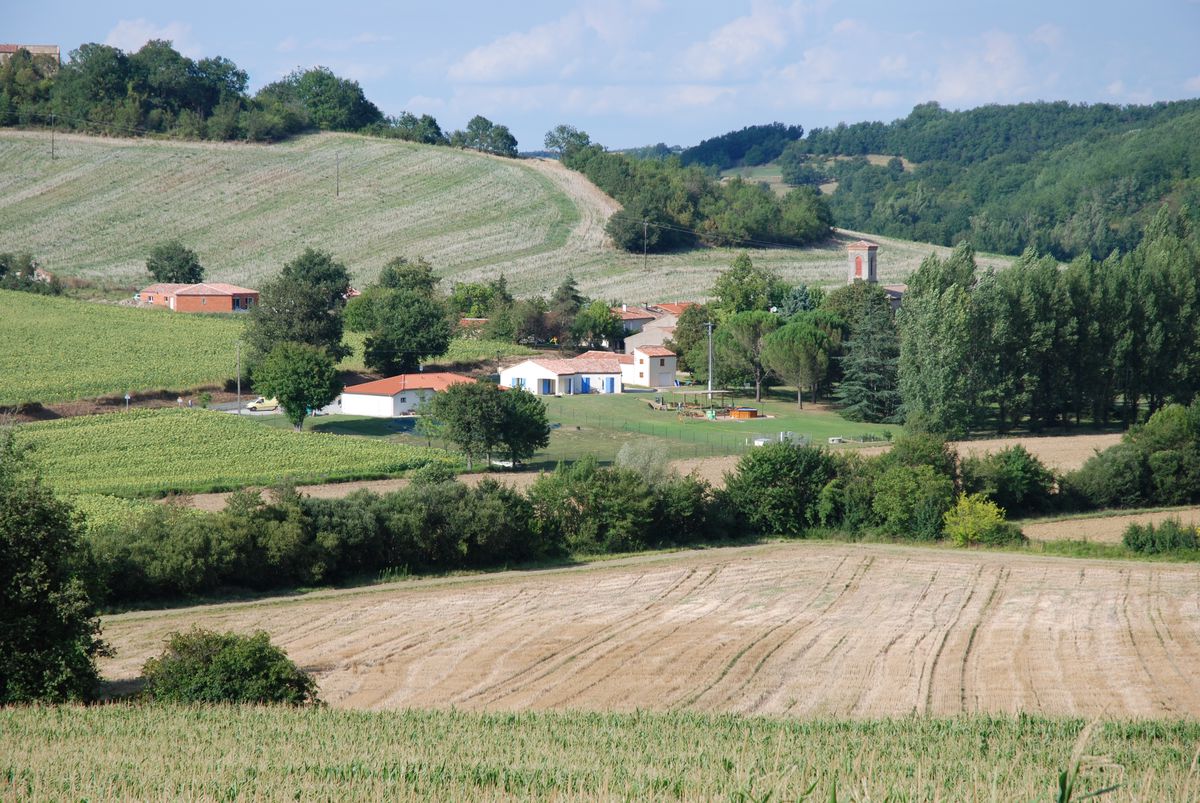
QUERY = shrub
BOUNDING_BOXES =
[724,443,837,535]
[872,464,955,540]
[1122,519,1199,554]
[1067,443,1151,509]
[528,458,654,554]
[960,445,1057,517]
[140,628,319,705]
[879,432,958,479]
[943,493,1026,547]
[653,474,721,544]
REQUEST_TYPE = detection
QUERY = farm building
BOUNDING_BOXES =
[501,358,623,395]
[341,372,475,417]
[137,282,259,313]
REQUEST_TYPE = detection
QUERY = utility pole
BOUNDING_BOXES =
[642,219,649,273]
[336,151,340,198]
[236,340,242,414]
[50,113,55,160]
[705,321,715,402]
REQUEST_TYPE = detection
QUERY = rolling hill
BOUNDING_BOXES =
[0,130,1008,300]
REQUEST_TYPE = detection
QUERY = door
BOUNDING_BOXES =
[581,377,591,394]
[540,378,553,395]
[605,377,615,393]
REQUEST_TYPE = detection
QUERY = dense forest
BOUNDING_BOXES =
[553,129,832,253]
[0,42,518,154]
[679,122,804,171]
[780,100,1200,259]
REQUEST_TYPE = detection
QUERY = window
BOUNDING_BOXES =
[659,358,665,366]
[639,371,644,379]
[400,396,407,403]
[201,298,206,305]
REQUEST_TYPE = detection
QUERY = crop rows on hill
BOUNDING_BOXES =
[19,408,455,496]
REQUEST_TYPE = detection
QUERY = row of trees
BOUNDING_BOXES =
[678,122,805,170]
[899,207,1200,435]
[547,126,832,253]
[0,42,519,154]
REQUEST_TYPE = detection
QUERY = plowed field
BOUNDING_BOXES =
[101,542,1200,719]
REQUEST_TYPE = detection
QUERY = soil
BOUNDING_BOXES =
[98,540,1200,719]
[1023,508,1200,544]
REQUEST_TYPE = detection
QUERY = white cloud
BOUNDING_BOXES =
[448,16,584,82]
[276,36,299,54]
[933,31,1031,105]
[1029,23,1063,48]
[1185,75,1200,92]
[105,19,202,57]
[679,1,796,81]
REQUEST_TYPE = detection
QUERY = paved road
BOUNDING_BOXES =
[213,397,344,417]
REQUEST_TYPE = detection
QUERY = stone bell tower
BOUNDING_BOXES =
[847,240,879,284]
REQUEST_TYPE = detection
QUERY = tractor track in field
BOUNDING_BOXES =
[98,541,1200,718]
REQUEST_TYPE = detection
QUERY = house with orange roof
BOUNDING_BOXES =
[341,372,475,417]
[137,282,259,312]
[500,357,623,395]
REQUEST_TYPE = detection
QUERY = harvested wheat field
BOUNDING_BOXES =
[101,541,1200,719]
[1024,507,1200,544]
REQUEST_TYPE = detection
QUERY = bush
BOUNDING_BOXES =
[943,493,1026,547]
[1122,518,1199,554]
[528,458,654,554]
[724,443,837,535]
[1066,443,1151,509]
[878,432,958,479]
[872,464,954,540]
[140,628,319,705]
[960,445,1057,517]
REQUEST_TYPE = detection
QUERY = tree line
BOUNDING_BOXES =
[0,41,518,154]
[545,125,832,253]
[779,99,1200,259]
[678,122,805,171]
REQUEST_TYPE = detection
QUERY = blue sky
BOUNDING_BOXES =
[9,1,1200,149]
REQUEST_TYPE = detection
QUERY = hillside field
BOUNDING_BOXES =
[4,706,1197,801]
[98,541,1200,720]
[0,290,244,405]
[0,130,1008,300]
[18,408,454,496]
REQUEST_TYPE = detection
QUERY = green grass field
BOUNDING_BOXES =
[0,290,244,405]
[2,705,1195,800]
[2,130,1011,301]
[18,408,455,497]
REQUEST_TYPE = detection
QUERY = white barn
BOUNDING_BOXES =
[500,358,623,395]
[341,372,475,417]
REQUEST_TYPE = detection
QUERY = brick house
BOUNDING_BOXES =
[137,282,259,313]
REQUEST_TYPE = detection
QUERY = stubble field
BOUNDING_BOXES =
[99,541,1200,720]
[0,130,1008,299]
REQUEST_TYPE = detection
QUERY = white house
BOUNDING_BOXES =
[612,305,658,334]
[500,358,623,395]
[623,346,677,388]
[341,372,474,417]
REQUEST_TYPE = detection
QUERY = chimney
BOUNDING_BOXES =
[622,304,628,312]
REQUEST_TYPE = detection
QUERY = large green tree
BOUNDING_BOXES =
[710,253,788,318]
[716,310,779,401]
[762,320,831,406]
[245,249,351,363]
[0,431,107,703]
[835,298,901,422]
[361,290,453,375]
[146,240,204,284]
[499,389,552,465]
[544,124,591,157]
[426,382,508,470]
[253,342,342,429]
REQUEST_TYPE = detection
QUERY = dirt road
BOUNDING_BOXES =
[100,541,1200,719]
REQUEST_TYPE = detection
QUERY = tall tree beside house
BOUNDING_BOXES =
[253,342,342,430]
[360,290,453,375]
[666,303,714,375]
[146,240,204,284]
[572,300,623,349]
[499,390,552,466]
[762,320,832,407]
[835,298,901,422]
[716,310,780,401]
[710,253,788,318]
[0,430,107,703]
[245,248,352,364]
[426,382,507,470]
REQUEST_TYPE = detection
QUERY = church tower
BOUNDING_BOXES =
[847,240,879,284]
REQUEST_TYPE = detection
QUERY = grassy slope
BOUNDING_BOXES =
[18,408,454,496]
[1,130,1009,301]
[0,290,244,405]
[2,705,1196,800]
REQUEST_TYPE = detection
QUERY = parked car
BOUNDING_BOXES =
[247,396,279,411]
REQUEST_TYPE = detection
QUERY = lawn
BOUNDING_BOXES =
[18,408,455,497]
[0,290,244,405]
[2,705,1196,800]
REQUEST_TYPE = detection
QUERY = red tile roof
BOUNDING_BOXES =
[577,350,634,365]
[651,302,697,316]
[527,358,622,375]
[174,282,258,296]
[344,372,475,396]
[634,345,676,357]
[139,283,188,296]
[847,239,879,249]
[612,306,658,321]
